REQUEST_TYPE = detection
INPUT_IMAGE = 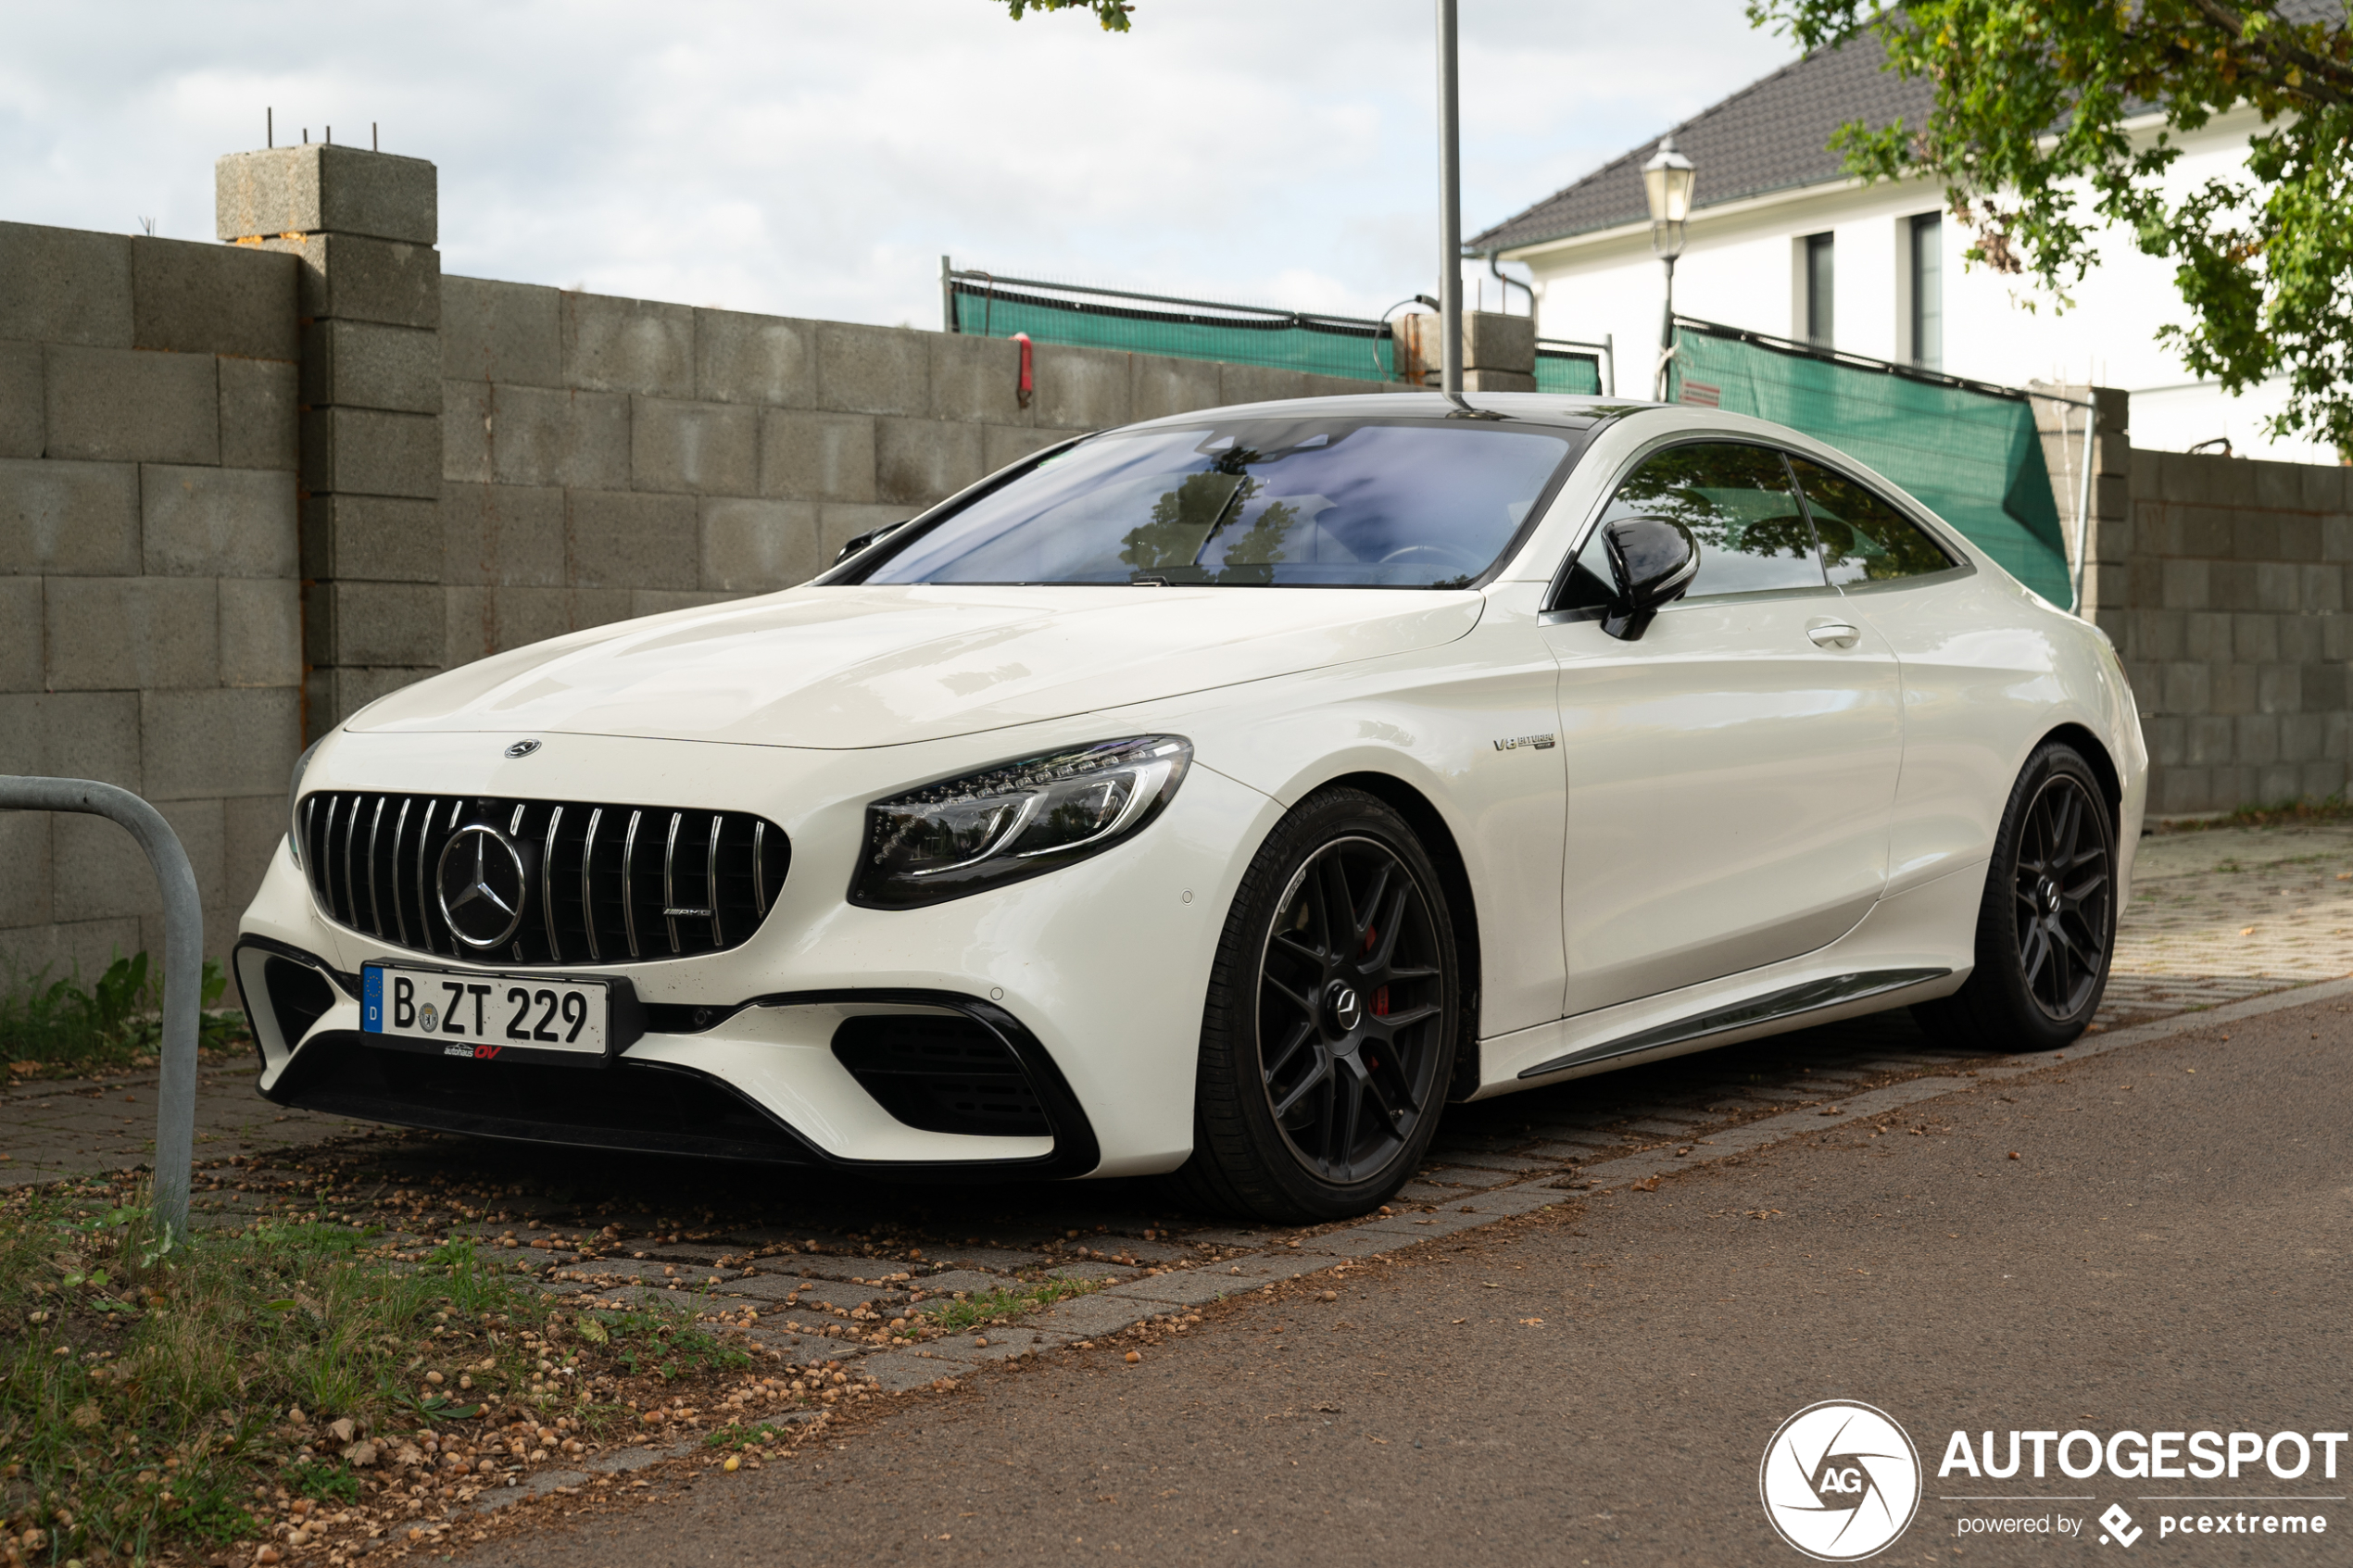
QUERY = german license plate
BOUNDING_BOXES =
[361,962,609,1063]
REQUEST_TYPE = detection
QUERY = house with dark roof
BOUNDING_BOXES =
[1474,32,2328,463]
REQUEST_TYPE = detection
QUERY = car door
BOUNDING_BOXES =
[1539,440,1904,1017]
[1784,452,2024,897]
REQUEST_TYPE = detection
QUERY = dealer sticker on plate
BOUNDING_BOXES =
[362,961,608,1060]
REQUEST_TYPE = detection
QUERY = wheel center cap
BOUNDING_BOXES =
[1326,981,1364,1035]
[2038,877,2061,916]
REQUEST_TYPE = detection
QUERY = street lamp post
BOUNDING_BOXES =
[1643,134,1696,400]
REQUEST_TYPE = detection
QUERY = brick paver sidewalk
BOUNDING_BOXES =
[2099,822,2353,1022]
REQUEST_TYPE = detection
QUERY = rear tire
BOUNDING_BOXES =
[1174,789,1461,1223]
[1913,742,2117,1053]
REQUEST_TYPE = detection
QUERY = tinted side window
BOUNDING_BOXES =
[1788,457,1957,584]
[1558,443,1825,610]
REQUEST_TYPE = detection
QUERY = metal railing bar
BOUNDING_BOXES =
[0,776,200,1241]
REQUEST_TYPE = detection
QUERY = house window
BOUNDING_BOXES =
[1909,213,1943,369]
[1804,232,1834,347]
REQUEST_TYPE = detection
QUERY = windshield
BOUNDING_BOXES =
[861,417,1578,588]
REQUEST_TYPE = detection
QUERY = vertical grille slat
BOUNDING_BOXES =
[332,794,356,927]
[662,810,683,956]
[291,791,786,966]
[388,797,413,947]
[752,821,769,917]
[581,808,604,963]
[705,814,724,948]
[410,798,434,954]
[364,796,387,936]
[622,809,644,960]
[542,805,564,963]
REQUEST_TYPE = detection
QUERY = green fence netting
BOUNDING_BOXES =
[1535,345,1604,395]
[947,273,1605,394]
[1668,320,2072,605]
[950,277,1399,382]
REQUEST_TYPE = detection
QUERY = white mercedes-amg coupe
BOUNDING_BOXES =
[236,392,2144,1222]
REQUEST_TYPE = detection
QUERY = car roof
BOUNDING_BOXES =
[1116,390,1658,433]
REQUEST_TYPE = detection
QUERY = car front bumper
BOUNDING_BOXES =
[234,726,1280,1178]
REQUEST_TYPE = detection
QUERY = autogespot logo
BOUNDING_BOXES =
[1761,1401,1924,1562]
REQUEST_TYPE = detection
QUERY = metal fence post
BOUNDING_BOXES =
[0,776,201,1242]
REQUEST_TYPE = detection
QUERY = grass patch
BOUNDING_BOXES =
[0,1177,733,1563]
[922,1275,1101,1334]
[703,1419,799,1451]
[1,951,251,1081]
[584,1308,749,1383]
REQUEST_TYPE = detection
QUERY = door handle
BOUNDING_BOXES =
[1806,621,1861,649]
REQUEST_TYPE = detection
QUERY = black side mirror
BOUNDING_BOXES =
[835,519,913,565]
[1600,516,1699,641]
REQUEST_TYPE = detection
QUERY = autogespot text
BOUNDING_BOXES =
[1939,1428,2348,1481]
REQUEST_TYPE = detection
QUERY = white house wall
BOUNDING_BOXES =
[1506,108,2333,463]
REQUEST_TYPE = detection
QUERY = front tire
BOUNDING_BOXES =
[1176,789,1461,1223]
[1914,741,2117,1052]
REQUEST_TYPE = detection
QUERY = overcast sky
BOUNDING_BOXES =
[1,1,1788,328]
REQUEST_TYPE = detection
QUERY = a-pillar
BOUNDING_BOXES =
[216,144,445,740]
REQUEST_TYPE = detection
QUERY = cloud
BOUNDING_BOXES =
[0,0,1784,324]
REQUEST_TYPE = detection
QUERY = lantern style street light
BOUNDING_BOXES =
[1643,134,1696,398]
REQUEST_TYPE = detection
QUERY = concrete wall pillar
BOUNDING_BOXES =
[2029,383,2131,619]
[217,145,444,739]
[1392,310,1537,391]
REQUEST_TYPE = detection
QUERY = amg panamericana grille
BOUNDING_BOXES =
[296,792,788,965]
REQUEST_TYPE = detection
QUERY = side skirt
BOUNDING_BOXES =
[1515,967,1952,1083]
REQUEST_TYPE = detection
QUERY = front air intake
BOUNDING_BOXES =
[297,792,788,967]
[832,1014,1052,1137]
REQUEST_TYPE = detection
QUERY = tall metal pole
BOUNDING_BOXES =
[1436,0,1463,395]
[1655,255,1677,400]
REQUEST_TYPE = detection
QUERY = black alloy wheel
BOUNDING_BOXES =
[2011,771,2113,1021]
[1914,742,2117,1052]
[1258,834,1449,1182]
[1177,789,1461,1223]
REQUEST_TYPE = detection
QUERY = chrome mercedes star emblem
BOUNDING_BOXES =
[436,823,528,949]
[505,739,542,759]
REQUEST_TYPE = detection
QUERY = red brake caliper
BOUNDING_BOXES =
[1363,925,1390,1016]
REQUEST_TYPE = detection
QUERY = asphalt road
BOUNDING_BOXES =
[456,991,2353,1568]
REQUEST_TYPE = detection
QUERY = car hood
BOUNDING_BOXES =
[346,583,1485,750]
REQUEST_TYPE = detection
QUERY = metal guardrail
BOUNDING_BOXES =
[0,776,199,1241]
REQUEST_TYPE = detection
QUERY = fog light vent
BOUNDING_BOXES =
[831,1014,1050,1138]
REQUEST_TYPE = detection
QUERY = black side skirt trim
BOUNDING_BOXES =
[1516,967,1953,1082]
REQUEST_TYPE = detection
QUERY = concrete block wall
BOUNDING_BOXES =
[0,219,301,984]
[220,144,447,734]
[2104,445,2353,816]
[431,279,1381,681]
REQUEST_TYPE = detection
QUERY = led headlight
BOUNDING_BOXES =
[851,735,1192,909]
[285,737,322,868]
